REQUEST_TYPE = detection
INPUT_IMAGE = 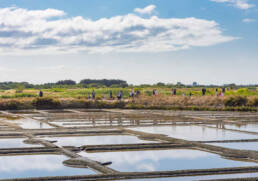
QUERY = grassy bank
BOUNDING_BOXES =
[1,87,258,99]
[0,96,257,112]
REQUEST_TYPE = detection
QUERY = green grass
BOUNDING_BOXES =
[0,87,258,99]
[1,93,37,99]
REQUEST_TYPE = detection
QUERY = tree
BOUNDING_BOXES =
[80,79,128,87]
[56,80,76,85]
[156,82,166,87]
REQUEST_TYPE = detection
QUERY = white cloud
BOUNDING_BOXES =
[242,18,255,23]
[39,65,65,71]
[210,0,255,9]
[0,67,15,72]
[134,5,156,15]
[0,6,236,55]
[0,155,65,172]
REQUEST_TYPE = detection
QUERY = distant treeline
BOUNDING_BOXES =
[0,80,257,90]
[0,79,128,90]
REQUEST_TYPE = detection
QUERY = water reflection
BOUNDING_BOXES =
[130,173,258,181]
[0,154,94,179]
[0,138,42,148]
[209,142,258,151]
[82,150,256,172]
[43,135,156,147]
[224,123,258,133]
[6,118,53,129]
[130,126,258,141]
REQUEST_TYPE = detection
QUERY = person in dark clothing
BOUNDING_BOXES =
[152,89,155,96]
[109,90,113,99]
[117,90,123,100]
[39,90,43,97]
[136,90,140,97]
[222,87,226,96]
[189,92,192,97]
[202,88,206,96]
[120,91,123,99]
[92,90,95,99]
[131,89,135,98]
[173,89,177,95]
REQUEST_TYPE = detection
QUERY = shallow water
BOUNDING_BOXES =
[43,135,156,147]
[129,173,258,181]
[1,110,258,180]
[82,149,256,172]
[49,119,180,128]
[209,142,258,151]
[6,118,53,129]
[0,154,94,179]
[0,138,42,148]
[224,123,258,133]
[130,125,258,141]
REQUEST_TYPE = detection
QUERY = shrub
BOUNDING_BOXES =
[0,100,23,110]
[144,90,153,96]
[224,96,247,107]
[253,98,258,107]
[32,97,61,109]
[248,97,258,107]
[14,93,37,98]
[1,95,12,99]
[51,88,66,92]
[1,93,37,99]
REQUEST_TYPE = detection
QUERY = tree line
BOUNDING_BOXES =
[0,79,128,90]
[0,80,257,90]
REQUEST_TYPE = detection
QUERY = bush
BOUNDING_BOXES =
[32,97,61,109]
[1,95,12,99]
[1,93,37,99]
[248,97,258,107]
[51,88,66,92]
[14,93,37,98]
[144,90,153,96]
[224,96,247,107]
[0,100,24,110]
[253,98,258,107]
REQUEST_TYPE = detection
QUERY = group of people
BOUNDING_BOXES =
[88,89,141,100]
[129,89,140,98]
[38,87,227,99]
[152,89,158,96]
[216,87,226,97]
[87,90,125,100]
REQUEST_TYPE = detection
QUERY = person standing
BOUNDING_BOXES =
[216,88,218,97]
[117,90,123,100]
[136,90,140,97]
[155,89,158,96]
[109,90,113,99]
[92,90,95,99]
[131,88,135,98]
[202,88,206,96]
[120,90,123,99]
[173,89,177,96]
[222,87,225,96]
[39,90,43,97]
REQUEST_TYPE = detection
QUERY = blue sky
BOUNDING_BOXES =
[0,0,257,85]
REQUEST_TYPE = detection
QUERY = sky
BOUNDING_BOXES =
[0,0,257,85]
